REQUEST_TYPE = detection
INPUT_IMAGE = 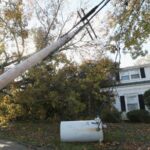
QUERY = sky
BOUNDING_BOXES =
[24,0,150,68]
[65,0,150,68]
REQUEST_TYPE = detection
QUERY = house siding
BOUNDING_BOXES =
[113,64,150,115]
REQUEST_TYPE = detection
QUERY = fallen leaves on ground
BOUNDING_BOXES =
[0,121,149,150]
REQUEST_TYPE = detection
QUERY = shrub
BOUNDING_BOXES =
[127,110,150,123]
[101,107,121,123]
[0,96,25,124]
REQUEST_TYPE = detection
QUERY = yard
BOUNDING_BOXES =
[0,121,150,150]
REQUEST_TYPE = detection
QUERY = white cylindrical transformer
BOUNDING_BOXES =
[60,118,103,142]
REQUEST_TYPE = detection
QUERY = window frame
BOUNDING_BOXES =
[125,94,140,112]
[121,75,130,80]
[120,69,142,82]
[120,71,130,81]
[130,69,141,80]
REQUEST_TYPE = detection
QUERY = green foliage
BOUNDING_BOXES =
[0,43,4,55]
[106,0,150,58]
[3,0,28,39]
[0,96,25,124]
[0,0,29,74]
[0,53,116,122]
[101,106,121,123]
[144,89,150,109]
[78,58,116,117]
[127,110,150,123]
[11,54,86,120]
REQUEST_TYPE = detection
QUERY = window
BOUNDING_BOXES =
[120,71,130,81]
[120,69,141,81]
[126,95,139,112]
[127,103,138,111]
[131,74,140,79]
[121,75,129,80]
[130,69,140,79]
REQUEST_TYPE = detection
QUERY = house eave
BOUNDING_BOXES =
[115,80,150,87]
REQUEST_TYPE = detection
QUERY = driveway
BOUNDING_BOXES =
[0,140,32,150]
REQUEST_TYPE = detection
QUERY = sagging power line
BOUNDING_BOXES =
[0,0,110,90]
[77,8,97,40]
[65,0,110,35]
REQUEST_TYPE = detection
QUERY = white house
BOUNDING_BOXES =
[113,63,150,118]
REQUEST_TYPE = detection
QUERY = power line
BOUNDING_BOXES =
[77,10,94,40]
[81,8,97,39]
[72,0,111,37]
[65,0,109,35]
[73,0,111,41]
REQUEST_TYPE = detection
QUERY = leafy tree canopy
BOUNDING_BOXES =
[105,0,150,58]
[0,0,28,72]
[0,54,116,121]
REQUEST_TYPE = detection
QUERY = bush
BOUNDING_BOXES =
[101,107,121,123]
[127,110,150,123]
[0,96,25,124]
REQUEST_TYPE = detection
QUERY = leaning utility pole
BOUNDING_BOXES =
[0,28,81,90]
[0,0,110,90]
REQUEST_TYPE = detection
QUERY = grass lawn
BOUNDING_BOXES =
[0,121,150,150]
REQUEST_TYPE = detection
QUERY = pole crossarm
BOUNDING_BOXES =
[0,0,110,90]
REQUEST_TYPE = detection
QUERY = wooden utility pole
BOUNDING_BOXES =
[0,0,110,90]
[0,28,81,90]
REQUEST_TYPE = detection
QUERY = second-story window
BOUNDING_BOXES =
[121,75,129,80]
[131,74,140,79]
[120,71,129,81]
[130,70,140,79]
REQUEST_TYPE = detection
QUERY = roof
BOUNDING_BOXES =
[120,63,150,71]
